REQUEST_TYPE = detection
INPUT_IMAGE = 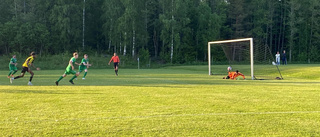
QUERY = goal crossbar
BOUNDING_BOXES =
[208,38,254,80]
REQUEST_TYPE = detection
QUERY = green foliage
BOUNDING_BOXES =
[0,0,319,64]
[138,48,150,68]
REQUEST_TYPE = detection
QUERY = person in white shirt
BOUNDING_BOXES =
[275,51,280,65]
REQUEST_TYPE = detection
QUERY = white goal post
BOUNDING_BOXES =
[208,38,254,80]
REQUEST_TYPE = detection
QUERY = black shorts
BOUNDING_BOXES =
[21,67,29,73]
[114,62,119,68]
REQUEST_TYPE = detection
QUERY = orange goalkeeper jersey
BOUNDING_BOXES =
[228,71,245,80]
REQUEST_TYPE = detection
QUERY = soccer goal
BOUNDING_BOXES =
[208,38,282,80]
[208,38,254,79]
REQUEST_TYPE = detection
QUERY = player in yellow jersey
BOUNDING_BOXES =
[10,52,40,85]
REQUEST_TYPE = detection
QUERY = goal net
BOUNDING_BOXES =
[208,38,283,80]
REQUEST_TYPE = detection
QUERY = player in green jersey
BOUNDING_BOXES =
[78,54,91,80]
[55,52,80,86]
[8,55,18,78]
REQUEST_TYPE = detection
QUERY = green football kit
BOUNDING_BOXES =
[79,58,89,72]
[65,57,77,75]
[56,56,79,85]
[8,58,18,77]
[9,58,17,71]
[79,58,89,79]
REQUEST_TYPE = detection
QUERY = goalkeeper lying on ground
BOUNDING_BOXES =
[223,70,245,80]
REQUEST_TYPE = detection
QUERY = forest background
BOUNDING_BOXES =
[0,0,319,68]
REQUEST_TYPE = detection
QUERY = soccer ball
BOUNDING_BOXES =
[272,61,276,65]
[227,66,232,71]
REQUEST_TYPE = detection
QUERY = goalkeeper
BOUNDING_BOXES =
[223,70,245,80]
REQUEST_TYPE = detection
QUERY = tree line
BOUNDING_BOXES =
[0,0,319,64]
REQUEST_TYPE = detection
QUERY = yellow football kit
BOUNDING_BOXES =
[22,56,34,68]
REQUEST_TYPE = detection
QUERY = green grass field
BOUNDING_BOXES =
[1,65,320,136]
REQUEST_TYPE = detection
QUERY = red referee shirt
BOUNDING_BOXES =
[109,56,120,63]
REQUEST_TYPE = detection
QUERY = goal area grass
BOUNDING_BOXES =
[0,64,320,136]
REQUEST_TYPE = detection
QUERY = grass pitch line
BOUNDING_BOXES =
[2,111,320,124]
[103,111,320,119]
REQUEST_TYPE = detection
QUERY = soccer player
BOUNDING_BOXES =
[79,54,91,80]
[55,52,80,86]
[10,52,39,85]
[223,70,245,80]
[108,53,120,76]
[8,55,18,78]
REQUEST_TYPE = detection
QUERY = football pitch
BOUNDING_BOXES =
[1,65,320,136]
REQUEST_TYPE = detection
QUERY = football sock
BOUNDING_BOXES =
[8,71,12,76]
[14,76,21,79]
[70,75,77,81]
[57,76,63,82]
[83,72,87,78]
[115,70,119,75]
[12,70,17,75]
[29,76,33,82]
